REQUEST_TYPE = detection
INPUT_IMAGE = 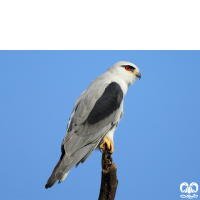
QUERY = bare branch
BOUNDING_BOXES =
[98,144,118,200]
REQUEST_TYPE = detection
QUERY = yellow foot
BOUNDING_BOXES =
[100,137,114,154]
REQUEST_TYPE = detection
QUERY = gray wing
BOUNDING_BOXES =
[45,80,123,188]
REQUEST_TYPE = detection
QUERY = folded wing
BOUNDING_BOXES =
[45,81,123,188]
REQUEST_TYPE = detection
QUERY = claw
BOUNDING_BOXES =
[100,137,114,154]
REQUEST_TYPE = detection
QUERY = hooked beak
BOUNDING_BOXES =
[135,72,141,80]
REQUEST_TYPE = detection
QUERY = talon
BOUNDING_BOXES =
[100,137,114,154]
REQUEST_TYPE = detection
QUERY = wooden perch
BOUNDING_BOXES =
[98,143,118,200]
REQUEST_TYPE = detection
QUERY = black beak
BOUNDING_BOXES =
[136,72,141,80]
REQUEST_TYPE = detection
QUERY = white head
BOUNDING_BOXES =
[108,61,141,86]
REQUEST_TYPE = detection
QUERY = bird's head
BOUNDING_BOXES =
[108,61,141,86]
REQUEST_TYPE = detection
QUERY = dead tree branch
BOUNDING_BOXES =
[98,144,118,200]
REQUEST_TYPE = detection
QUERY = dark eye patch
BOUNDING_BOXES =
[121,65,135,71]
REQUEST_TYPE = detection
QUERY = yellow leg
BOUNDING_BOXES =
[100,137,114,154]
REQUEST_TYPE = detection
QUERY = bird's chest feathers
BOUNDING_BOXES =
[104,127,115,143]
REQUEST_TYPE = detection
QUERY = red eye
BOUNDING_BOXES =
[125,66,131,71]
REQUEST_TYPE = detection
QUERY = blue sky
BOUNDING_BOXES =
[0,51,199,200]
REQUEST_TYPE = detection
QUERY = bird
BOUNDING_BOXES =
[45,61,141,189]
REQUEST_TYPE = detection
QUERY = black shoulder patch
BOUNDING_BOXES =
[86,82,123,125]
